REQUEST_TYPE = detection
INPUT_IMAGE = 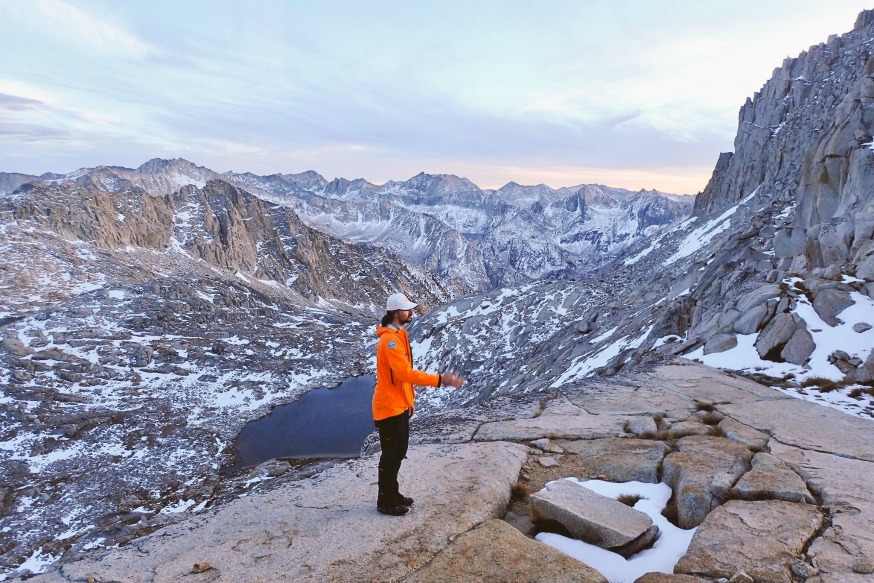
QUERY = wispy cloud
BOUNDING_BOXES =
[5,0,158,60]
[0,0,871,193]
[0,93,45,111]
[0,121,69,140]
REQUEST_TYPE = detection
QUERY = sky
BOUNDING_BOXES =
[1,1,872,194]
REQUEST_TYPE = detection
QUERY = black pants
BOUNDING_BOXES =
[375,410,410,505]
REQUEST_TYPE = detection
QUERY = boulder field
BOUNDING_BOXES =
[27,361,874,582]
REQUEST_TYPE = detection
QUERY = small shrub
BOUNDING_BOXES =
[694,401,715,412]
[848,388,863,400]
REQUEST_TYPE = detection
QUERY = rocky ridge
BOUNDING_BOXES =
[2,178,459,318]
[226,168,693,289]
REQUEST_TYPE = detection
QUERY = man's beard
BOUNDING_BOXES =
[401,312,414,325]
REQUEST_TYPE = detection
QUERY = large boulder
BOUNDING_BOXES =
[529,479,658,556]
[675,500,823,582]
[754,312,814,363]
[812,287,854,326]
[781,326,815,365]
[702,333,737,355]
[662,436,753,528]
[754,312,799,360]
[733,301,773,334]
[735,284,782,313]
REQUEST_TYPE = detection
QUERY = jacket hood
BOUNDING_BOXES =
[376,325,403,338]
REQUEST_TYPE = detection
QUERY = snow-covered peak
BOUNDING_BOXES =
[390,172,480,196]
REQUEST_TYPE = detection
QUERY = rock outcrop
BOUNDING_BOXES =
[19,362,874,583]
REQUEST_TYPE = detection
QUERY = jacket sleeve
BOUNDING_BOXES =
[384,342,440,387]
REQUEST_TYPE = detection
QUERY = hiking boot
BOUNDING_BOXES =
[377,503,409,516]
[397,494,414,507]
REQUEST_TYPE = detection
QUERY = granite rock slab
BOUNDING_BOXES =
[675,500,822,582]
[530,479,656,554]
[773,443,874,583]
[558,438,670,483]
[404,519,608,583]
[719,398,874,462]
[34,443,527,583]
[732,452,815,504]
[662,436,753,528]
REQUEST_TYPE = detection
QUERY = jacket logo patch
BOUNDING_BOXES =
[388,340,397,349]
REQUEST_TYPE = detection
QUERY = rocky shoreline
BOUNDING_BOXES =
[23,361,874,583]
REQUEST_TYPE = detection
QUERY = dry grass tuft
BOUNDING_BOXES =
[616,493,643,507]
[510,482,529,502]
[801,377,840,392]
[848,386,874,399]
[700,412,723,426]
[694,401,715,412]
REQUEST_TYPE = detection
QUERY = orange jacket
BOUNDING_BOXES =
[373,325,440,421]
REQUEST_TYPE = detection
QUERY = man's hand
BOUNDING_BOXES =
[442,371,464,388]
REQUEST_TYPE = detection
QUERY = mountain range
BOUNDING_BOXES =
[1,159,692,294]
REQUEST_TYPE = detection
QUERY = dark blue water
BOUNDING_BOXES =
[232,374,375,468]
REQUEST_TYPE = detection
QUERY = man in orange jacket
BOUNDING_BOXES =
[373,292,463,516]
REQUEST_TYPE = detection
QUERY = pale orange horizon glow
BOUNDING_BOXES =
[459,165,712,196]
[361,163,713,196]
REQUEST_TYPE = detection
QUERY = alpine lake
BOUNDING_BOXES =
[229,374,376,470]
